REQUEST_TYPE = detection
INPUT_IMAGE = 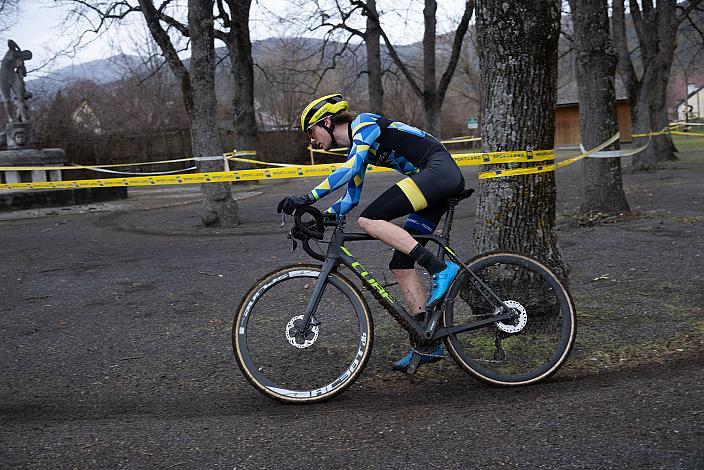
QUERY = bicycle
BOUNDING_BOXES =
[232,188,576,403]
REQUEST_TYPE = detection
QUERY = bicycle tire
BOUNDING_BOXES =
[233,264,374,403]
[442,252,576,386]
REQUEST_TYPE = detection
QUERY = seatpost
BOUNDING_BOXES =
[437,203,456,259]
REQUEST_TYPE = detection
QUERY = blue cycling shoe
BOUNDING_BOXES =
[391,345,445,371]
[426,261,461,307]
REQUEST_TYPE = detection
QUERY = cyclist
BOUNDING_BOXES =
[277,94,466,371]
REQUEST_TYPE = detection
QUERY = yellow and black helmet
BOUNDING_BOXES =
[300,94,349,132]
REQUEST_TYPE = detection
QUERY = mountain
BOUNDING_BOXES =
[27,54,148,96]
[25,36,426,99]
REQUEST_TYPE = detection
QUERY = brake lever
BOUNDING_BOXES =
[287,229,298,253]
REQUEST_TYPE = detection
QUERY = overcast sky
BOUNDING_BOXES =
[3,0,468,75]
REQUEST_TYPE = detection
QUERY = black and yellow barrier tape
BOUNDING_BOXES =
[3,120,697,189]
[632,122,704,138]
[478,133,620,180]
[1,149,554,191]
[0,151,262,173]
[0,157,196,171]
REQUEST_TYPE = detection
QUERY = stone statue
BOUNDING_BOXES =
[0,40,33,123]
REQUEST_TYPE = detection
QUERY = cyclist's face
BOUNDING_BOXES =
[307,118,332,150]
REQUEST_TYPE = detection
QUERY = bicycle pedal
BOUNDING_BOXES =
[406,352,422,375]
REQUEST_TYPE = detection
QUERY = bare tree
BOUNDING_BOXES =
[63,0,239,225]
[0,0,19,32]
[213,0,257,151]
[447,26,481,125]
[569,0,630,215]
[359,0,474,137]
[612,0,703,170]
[363,0,383,113]
[474,0,568,278]
[673,6,704,119]
[253,37,358,129]
[298,1,386,114]
[143,0,239,225]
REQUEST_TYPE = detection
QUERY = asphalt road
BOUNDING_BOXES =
[1,163,703,469]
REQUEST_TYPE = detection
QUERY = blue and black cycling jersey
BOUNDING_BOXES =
[308,113,454,216]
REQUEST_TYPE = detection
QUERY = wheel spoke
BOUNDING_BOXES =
[444,253,575,385]
[233,266,372,403]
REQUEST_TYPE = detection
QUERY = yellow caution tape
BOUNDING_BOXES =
[0,164,402,191]
[479,133,620,180]
[308,135,482,158]
[226,156,295,167]
[632,122,704,138]
[0,150,261,172]
[0,158,196,171]
[308,146,347,156]
[223,150,257,157]
[632,131,670,137]
[453,150,554,166]
[669,131,704,137]
[0,148,556,191]
[443,136,482,144]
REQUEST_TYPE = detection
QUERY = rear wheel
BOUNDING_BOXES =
[233,264,373,403]
[443,252,576,386]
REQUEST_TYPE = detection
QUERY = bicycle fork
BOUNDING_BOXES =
[297,257,338,334]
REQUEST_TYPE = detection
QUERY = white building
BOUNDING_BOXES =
[676,84,704,121]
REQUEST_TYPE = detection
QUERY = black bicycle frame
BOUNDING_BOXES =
[299,226,515,344]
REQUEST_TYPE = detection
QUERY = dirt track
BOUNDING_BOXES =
[1,140,703,468]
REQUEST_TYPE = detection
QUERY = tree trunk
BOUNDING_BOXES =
[365,0,471,138]
[189,0,239,226]
[569,0,630,214]
[613,0,684,171]
[227,0,257,152]
[138,0,239,226]
[365,0,383,114]
[651,98,678,160]
[631,78,658,171]
[650,0,679,162]
[422,0,440,137]
[474,0,567,279]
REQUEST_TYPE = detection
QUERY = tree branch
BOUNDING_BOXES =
[352,0,423,99]
[437,0,473,105]
[677,0,704,25]
[613,0,639,97]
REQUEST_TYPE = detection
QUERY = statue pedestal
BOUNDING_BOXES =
[1,148,65,184]
[0,144,127,212]
[0,41,127,211]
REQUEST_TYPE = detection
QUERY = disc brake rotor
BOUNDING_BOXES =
[495,300,528,334]
[285,315,319,349]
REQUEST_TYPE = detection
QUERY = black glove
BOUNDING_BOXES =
[276,194,314,215]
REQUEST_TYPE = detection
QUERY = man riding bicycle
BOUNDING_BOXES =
[277,94,466,372]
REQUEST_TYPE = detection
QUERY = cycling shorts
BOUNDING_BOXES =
[359,151,464,269]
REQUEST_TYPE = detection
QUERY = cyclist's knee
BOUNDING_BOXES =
[358,216,376,233]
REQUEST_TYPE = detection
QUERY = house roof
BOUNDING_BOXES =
[556,78,629,107]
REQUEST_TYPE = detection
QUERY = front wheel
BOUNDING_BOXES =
[233,264,373,403]
[443,252,576,386]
